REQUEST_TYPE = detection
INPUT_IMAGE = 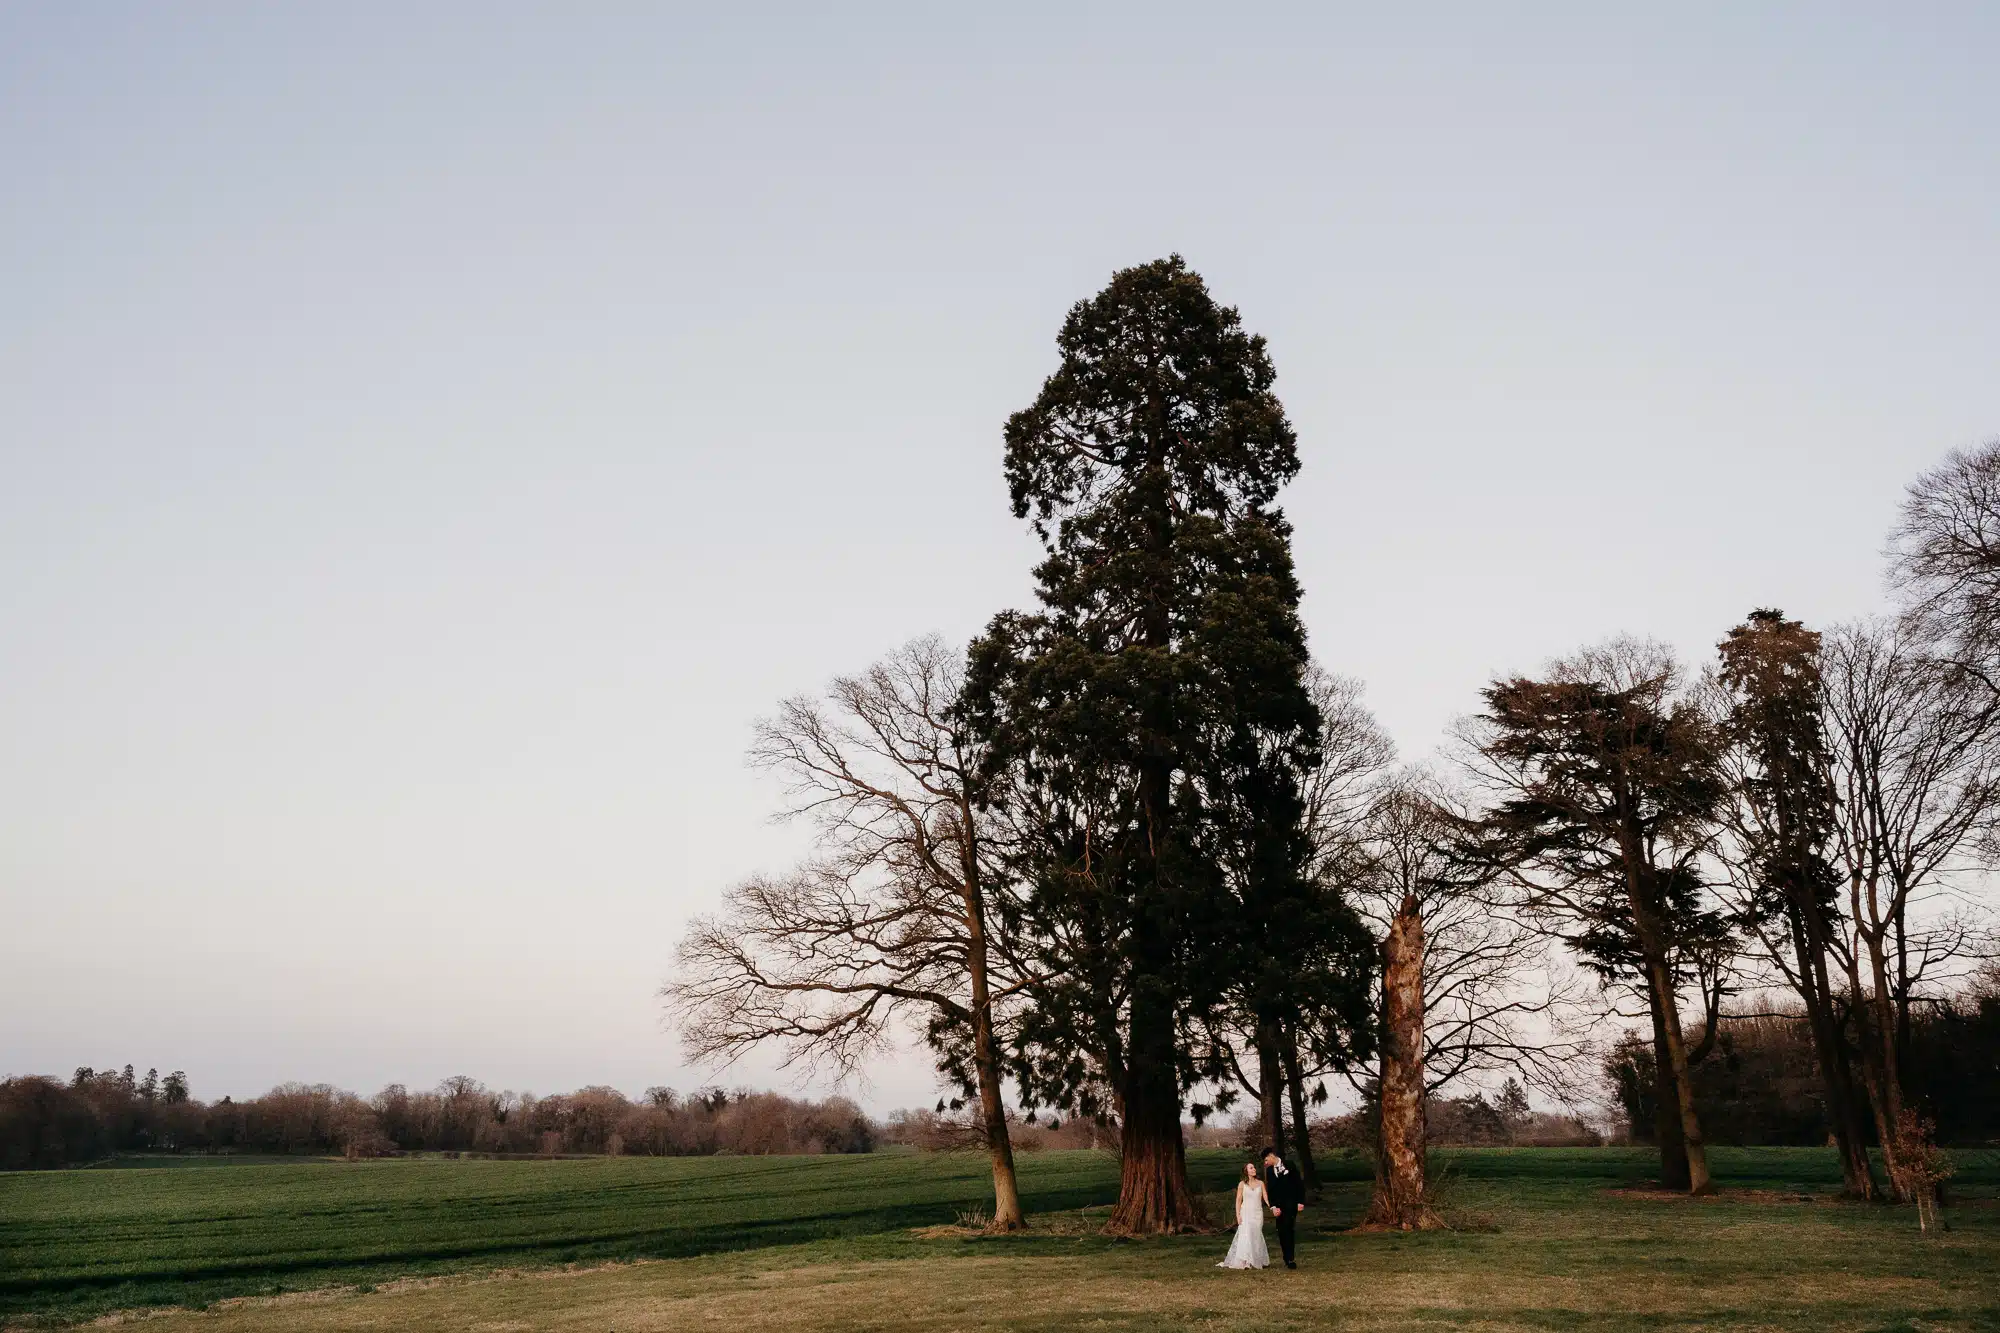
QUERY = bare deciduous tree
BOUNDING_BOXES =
[1351,775,1592,1100]
[1299,668,1398,882]
[1341,773,1590,1227]
[665,636,1033,1229]
[1252,666,1396,1188]
[1821,619,2000,1198]
[1892,439,2000,701]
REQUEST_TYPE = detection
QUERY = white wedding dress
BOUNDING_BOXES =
[1217,1179,1271,1269]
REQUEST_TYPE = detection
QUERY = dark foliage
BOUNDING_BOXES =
[1715,608,1879,1193]
[1470,645,1730,1190]
[1904,987,2000,1146]
[964,256,1363,1230]
[0,1078,110,1170]
[1606,990,2000,1148]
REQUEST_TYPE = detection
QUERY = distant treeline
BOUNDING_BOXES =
[10,985,1993,1171]
[0,1070,875,1170]
[1306,1077,1605,1151]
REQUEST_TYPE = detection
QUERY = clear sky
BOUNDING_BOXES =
[3,3,1995,1113]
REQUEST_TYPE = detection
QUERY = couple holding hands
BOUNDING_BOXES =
[1217,1146,1307,1271]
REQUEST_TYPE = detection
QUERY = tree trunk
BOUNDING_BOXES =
[1853,963,1911,1200]
[1103,547,1206,1235]
[1281,1025,1320,1192]
[1792,906,1879,1199]
[1648,995,1691,1191]
[1255,1018,1286,1160]
[1363,894,1441,1229]
[1621,831,1710,1196]
[978,1079,1023,1230]
[1813,1010,1878,1201]
[1893,888,1912,1075]
[969,961,1024,1229]
[961,816,1025,1231]
[1644,951,1713,1194]
[1107,990,1206,1234]
[1846,871,1911,1200]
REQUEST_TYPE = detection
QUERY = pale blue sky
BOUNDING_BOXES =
[3,4,1995,1111]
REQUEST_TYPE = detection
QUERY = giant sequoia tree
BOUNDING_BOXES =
[966,256,1322,1234]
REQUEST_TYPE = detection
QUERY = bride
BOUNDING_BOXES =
[1217,1161,1271,1270]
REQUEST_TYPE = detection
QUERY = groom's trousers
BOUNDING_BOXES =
[1274,1208,1298,1267]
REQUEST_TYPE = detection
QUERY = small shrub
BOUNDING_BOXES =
[1888,1110,1955,1235]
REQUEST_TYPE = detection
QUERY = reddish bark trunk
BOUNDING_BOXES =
[1363,895,1441,1230]
[1106,991,1207,1234]
[1105,702,1206,1234]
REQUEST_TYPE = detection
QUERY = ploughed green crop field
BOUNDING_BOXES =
[3,1147,1997,1331]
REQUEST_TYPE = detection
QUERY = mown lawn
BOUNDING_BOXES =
[2,1147,1995,1330]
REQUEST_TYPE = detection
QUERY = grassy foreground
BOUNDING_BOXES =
[2,1147,1996,1330]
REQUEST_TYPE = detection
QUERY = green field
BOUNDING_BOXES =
[3,1147,1996,1330]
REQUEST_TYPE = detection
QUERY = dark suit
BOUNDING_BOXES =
[1263,1158,1305,1266]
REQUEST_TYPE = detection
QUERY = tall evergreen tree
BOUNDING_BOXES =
[1715,609,1879,1198]
[966,256,1322,1233]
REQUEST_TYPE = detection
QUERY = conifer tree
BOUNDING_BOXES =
[1468,641,1726,1194]
[1715,609,1879,1197]
[966,256,1323,1233]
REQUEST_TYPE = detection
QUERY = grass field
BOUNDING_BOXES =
[3,1147,1996,1330]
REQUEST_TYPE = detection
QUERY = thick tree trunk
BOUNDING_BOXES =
[1620,829,1710,1196]
[977,1073,1024,1229]
[1816,1023,1878,1200]
[1105,645,1206,1235]
[1363,895,1441,1230]
[1281,1026,1320,1192]
[1644,952,1713,1195]
[1107,990,1206,1234]
[1255,1018,1287,1159]
[1648,997,1691,1191]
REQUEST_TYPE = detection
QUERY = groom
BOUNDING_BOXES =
[1261,1146,1306,1269]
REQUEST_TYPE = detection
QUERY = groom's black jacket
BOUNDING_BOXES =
[1264,1159,1305,1211]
